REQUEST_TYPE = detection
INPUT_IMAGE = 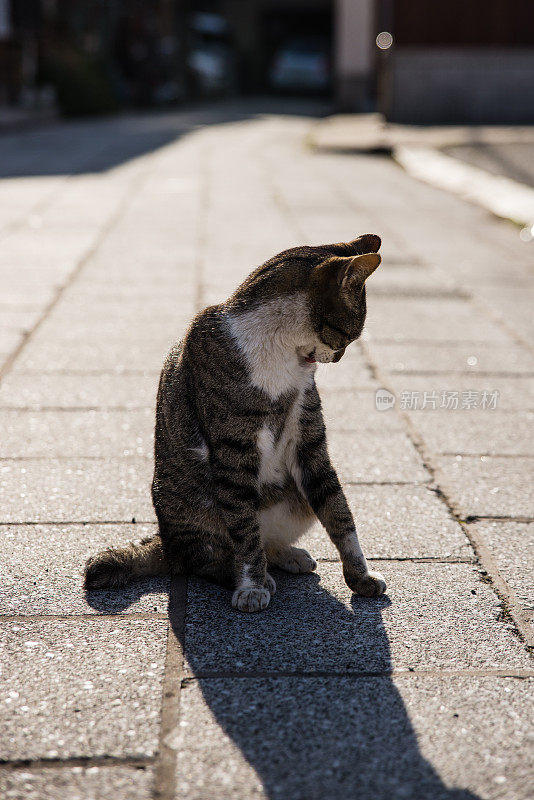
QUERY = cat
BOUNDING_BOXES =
[84,233,386,612]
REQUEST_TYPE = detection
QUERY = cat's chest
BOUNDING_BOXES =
[225,297,316,401]
[257,394,303,487]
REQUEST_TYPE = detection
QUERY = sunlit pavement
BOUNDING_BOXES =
[443,142,534,188]
[0,102,532,800]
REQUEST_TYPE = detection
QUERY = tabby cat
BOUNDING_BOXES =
[84,233,386,612]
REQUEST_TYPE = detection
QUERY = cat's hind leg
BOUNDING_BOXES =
[268,545,317,574]
[158,518,235,588]
[156,515,276,595]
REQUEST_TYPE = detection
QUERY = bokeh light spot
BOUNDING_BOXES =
[376,31,393,50]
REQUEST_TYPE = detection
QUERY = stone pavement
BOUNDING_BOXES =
[312,112,534,154]
[313,114,534,230]
[0,101,533,800]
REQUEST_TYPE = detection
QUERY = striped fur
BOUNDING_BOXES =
[84,234,386,612]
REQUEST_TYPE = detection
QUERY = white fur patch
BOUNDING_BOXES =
[313,346,338,364]
[225,294,318,400]
[190,439,209,461]
[237,563,255,589]
[341,531,368,571]
[258,500,313,548]
[226,293,322,496]
[257,424,283,486]
[256,387,306,491]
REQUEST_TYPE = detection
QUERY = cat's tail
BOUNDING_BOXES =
[83,534,169,590]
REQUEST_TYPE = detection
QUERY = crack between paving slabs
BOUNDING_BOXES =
[360,339,534,651]
[0,754,153,773]
[181,668,534,681]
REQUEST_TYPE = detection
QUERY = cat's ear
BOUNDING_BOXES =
[312,252,380,296]
[339,252,381,294]
[348,233,381,255]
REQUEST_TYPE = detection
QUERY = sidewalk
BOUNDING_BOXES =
[0,102,532,800]
[312,114,534,228]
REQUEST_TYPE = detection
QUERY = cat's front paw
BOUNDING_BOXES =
[232,585,271,612]
[343,566,386,598]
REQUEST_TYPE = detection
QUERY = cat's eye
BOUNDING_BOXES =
[321,318,351,348]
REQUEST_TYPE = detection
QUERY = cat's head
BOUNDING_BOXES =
[300,233,381,364]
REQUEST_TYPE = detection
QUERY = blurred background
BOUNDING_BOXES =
[1,0,533,124]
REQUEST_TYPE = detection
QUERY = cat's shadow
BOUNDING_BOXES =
[86,571,480,800]
[83,576,170,614]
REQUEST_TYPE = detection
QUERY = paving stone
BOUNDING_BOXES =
[174,676,533,800]
[472,521,534,611]
[0,300,45,313]
[0,249,79,273]
[0,330,24,355]
[477,285,534,345]
[64,283,196,306]
[0,227,98,266]
[301,484,472,561]
[408,410,534,456]
[367,342,534,375]
[366,297,511,343]
[37,304,192,342]
[47,298,193,330]
[0,523,168,615]
[0,459,155,523]
[383,374,534,412]
[314,348,378,391]
[0,765,154,800]
[86,251,198,280]
[328,429,429,483]
[15,337,174,373]
[0,619,166,760]
[0,307,42,333]
[0,409,154,458]
[0,373,159,409]
[320,388,403,432]
[366,264,454,295]
[2,284,56,311]
[434,456,534,518]
[184,561,530,674]
[0,265,74,288]
[0,175,65,231]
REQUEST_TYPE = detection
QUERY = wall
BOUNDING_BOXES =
[386,48,534,124]
[334,0,375,110]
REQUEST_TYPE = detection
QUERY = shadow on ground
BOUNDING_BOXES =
[82,575,170,613]
[0,98,331,178]
[87,571,480,800]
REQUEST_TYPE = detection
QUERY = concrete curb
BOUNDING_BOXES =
[394,145,534,228]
